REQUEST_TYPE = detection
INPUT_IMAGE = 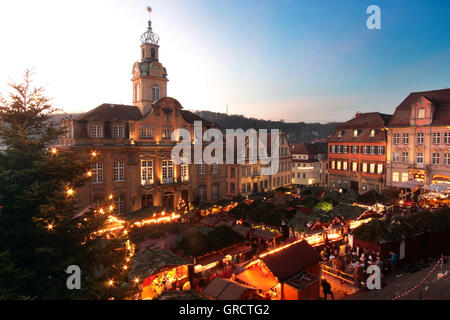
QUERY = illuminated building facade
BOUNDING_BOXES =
[60,12,227,214]
[327,112,392,193]
[386,89,450,186]
[290,143,328,190]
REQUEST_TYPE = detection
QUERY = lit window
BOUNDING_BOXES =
[337,161,342,170]
[370,163,376,173]
[331,161,336,170]
[377,164,383,174]
[352,162,358,172]
[353,129,359,137]
[362,163,368,173]
[402,173,409,182]
[370,129,375,137]
[181,164,189,180]
[393,172,399,182]
[343,161,348,171]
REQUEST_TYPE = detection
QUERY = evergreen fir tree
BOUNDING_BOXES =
[0,70,138,299]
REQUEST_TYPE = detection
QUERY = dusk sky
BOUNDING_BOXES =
[0,0,449,123]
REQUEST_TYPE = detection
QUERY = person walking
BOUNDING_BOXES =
[321,278,334,300]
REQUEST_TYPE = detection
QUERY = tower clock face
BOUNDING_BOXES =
[152,65,160,74]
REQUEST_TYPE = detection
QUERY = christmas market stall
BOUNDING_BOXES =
[236,240,321,300]
[129,248,189,300]
[202,278,259,300]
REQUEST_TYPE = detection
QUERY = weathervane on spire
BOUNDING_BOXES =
[141,6,160,45]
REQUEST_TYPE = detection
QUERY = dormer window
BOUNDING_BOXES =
[370,129,376,137]
[152,84,160,101]
[338,130,344,137]
[417,107,425,119]
[90,124,103,138]
[353,129,359,137]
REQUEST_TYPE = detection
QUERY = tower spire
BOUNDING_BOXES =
[140,6,160,45]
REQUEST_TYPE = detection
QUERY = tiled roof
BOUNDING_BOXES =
[290,143,327,155]
[389,89,450,126]
[75,104,142,122]
[328,112,391,143]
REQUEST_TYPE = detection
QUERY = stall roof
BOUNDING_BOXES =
[223,244,252,257]
[250,229,280,241]
[232,224,251,237]
[261,240,321,282]
[129,249,188,280]
[200,216,219,227]
[202,278,255,300]
[236,268,278,292]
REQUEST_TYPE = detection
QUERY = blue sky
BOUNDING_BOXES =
[0,0,449,122]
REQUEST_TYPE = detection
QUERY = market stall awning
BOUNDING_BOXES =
[202,278,255,300]
[235,268,278,292]
[222,244,252,257]
[423,183,450,193]
[129,248,188,281]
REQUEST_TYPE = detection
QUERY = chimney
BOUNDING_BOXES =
[355,111,361,118]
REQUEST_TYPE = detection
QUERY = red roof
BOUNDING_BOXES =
[261,240,321,282]
[389,89,450,126]
[328,112,391,143]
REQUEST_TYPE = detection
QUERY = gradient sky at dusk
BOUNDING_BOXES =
[0,0,449,123]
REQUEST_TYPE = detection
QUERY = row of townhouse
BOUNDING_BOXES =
[327,89,450,193]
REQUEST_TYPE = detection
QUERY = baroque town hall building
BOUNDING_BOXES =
[60,13,227,215]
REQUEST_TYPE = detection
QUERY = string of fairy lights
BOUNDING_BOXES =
[392,255,447,300]
[48,147,142,297]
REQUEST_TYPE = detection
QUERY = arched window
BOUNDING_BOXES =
[151,47,156,59]
[152,84,160,101]
[135,83,140,101]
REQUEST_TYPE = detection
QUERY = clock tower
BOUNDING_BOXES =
[132,7,168,115]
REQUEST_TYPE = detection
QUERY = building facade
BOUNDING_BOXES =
[327,112,392,193]
[290,143,328,190]
[386,89,450,186]
[226,132,292,197]
[60,14,227,215]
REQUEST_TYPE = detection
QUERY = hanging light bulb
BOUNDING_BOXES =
[66,188,74,196]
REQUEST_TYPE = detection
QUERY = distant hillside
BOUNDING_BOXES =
[193,110,339,143]
[50,110,339,144]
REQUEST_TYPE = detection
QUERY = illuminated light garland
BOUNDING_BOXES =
[393,256,444,300]
[133,212,181,228]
